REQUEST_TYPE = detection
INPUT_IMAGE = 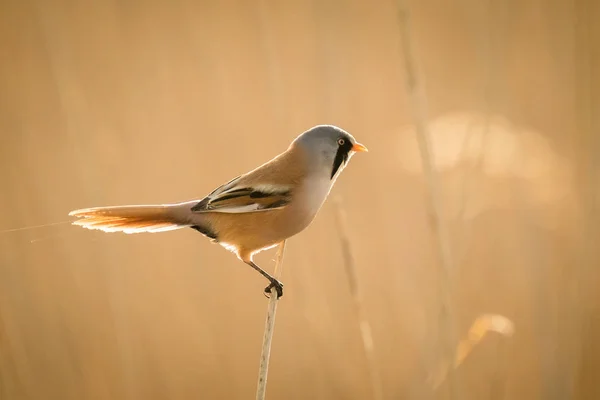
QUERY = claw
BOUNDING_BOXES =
[264,279,284,299]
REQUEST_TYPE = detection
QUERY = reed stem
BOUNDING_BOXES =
[255,241,287,400]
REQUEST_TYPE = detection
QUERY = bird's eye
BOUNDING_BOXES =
[337,138,345,146]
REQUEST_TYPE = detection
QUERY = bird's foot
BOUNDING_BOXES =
[263,279,284,299]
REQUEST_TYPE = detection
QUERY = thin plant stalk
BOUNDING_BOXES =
[255,240,286,400]
[395,2,462,398]
[334,197,384,400]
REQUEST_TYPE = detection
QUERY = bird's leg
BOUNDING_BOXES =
[244,261,284,299]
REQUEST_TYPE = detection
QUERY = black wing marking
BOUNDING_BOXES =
[191,186,292,213]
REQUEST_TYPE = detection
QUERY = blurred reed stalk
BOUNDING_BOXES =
[334,197,384,400]
[395,2,462,399]
[255,240,286,400]
[431,314,515,390]
[573,1,598,396]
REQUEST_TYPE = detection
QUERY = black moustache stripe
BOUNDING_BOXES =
[331,140,353,179]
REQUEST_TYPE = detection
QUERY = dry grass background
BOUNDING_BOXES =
[0,0,598,399]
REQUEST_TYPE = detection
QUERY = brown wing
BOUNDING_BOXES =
[191,143,308,214]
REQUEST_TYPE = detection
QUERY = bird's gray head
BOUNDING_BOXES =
[292,125,368,180]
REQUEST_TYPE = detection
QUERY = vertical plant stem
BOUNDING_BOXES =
[395,2,462,399]
[255,241,286,400]
[334,197,384,400]
[573,0,599,397]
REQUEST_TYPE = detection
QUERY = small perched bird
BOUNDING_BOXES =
[69,125,367,298]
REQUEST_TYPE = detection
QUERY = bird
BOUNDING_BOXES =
[68,125,367,299]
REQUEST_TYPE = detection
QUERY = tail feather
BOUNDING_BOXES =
[69,204,191,234]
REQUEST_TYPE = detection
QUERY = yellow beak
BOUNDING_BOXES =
[352,142,368,152]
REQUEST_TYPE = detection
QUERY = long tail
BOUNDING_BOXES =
[68,203,193,234]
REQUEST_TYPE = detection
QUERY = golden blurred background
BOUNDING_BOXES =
[0,0,598,399]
